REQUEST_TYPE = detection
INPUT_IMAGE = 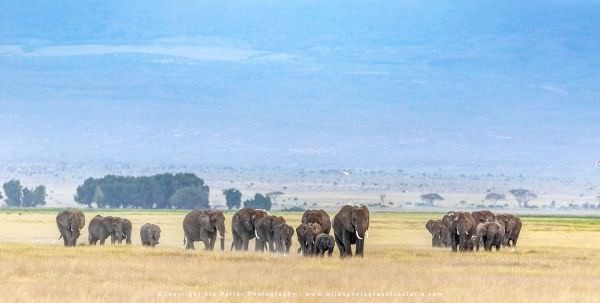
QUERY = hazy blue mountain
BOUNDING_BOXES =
[1,1,599,175]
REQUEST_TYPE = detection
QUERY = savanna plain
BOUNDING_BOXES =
[1,209,600,303]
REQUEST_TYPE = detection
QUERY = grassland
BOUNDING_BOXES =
[1,209,599,302]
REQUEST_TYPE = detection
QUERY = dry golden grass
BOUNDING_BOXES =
[1,210,599,302]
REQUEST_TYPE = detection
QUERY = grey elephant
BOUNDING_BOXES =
[88,215,125,245]
[440,212,456,247]
[315,233,335,257]
[255,215,286,252]
[140,223,161,247]
[496,214,522,249]
[471,210,496,224]
[56,209,86,247]
[230,208,269,251]
[183,210,225,251]
[273,222,294,255]
[301,210,332,234]
[333,205,370,257]
[473,221,504,251]
[450,212,476,252]
[296,222,323,256]
[110,217,132,245]
[425,219,444,247]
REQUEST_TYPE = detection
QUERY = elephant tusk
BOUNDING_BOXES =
[218,234,224,239]
[365,231,369,239]
[255,229,260,240]
[355,230,363,240]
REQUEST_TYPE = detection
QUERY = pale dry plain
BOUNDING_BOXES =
[1,209,600,303]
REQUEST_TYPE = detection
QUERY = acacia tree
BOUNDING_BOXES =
[509,189,537,208]
[223,188,242,209]
[420,193,444,207]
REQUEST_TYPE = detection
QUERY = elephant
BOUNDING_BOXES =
[296,223,322,256]
[110,217,132,245]
[183,210,225,251]
[425,219,444,247]
[88,215,125,245]
[273,223,294,255]
[496,214,522,249]
[315,233,335,257]
[56,209,85,247]
[471,210,496,224]
[472,221,504,251]
[450,212,476,252]
[440,212,456,247]
[301,210,332,234]
[333,205,370,257]
[230,208,269,251]
[255,215,286,252]
[140,223,161,247]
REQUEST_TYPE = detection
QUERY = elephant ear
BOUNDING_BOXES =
[78,213,85,229]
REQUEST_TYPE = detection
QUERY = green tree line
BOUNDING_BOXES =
[74,173,210,209]
[2,179,46,207]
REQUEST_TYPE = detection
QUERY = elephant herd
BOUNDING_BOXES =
[55,205,371,258]
[425,210,522,252]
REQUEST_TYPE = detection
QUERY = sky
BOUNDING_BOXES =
[0,1,599,174]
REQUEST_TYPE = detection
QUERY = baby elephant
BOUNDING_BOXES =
[315,233,335,257]
[473,221,505,251]
[140,223,161,247]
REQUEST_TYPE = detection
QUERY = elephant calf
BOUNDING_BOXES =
[315,233,335,257]
[140,223,161,247]
[473,221,504,251]
[296,222,322,256]
[273,223,294,255]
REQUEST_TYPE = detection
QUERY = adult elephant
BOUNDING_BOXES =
[183,210,225,251]
[230,208,269,251]
[440,212,456,247]
[450,212,476,252]
[301,210,331,234]
[333,205,370,257]
[496,214,522,249]
[110,217,132,245]
[296,223,322,256]
[472,210,496,224]
[255,215,286,252]
[88,215,125,245]
[425,219,444,247]
[473,221,504,251]
[56,209,85,247]
[140,223,161,247]
[273,223,294,255]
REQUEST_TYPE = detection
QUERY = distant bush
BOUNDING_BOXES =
[243,193,272,210]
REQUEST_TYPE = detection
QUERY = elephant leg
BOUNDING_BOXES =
[267,235,275,253]
[185,234,195,250]
[100,237,106,245]
[202,235,211,250]
[342,231,352,257]
[356,238,364,257]
[241,233,250,251]
[334,234,345,257]
[209,233,216,250]
[451,233,458,252]
[512,238,518,248]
